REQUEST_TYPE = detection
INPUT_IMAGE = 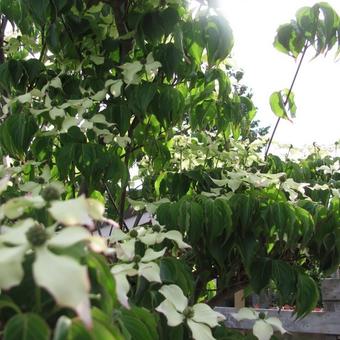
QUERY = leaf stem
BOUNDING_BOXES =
[264,43,309,160]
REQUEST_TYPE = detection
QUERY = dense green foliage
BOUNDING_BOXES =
[0,0,339,339]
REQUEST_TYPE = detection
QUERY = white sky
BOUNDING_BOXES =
[218,0,340,148]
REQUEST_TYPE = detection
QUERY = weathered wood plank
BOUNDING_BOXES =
[215,307,340,335]
[234,290,245,309]
[322,278,340,312]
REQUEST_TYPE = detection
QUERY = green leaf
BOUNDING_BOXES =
[268,202,297,246]
[269,91,288,120]
[296,6,318,41]
[47,23,61,53]
[156,202,180,230]
[8,59,25,86]
[0,62,11,92]
[87,252,117,314]
[122,307,158,340]
[120,309,157,340]
[274,23,305,58]
[26,0,51,27]
[249,258,272,294]
[154,43,182,79]
[51,0,72,13]
[183,21,204,66]
[178,199,203,244]
[0,296,21,314]
[69,317,122,340]
[4,313,50,340]
[23,59,45,84]
[203,16,234,65]
[154,85,184,128]
[139,11,164,43]
[160,257,194,295]
[160,7,180,36]
[294,206,314,246]
[127,83,157,117]
[0,113,38,160]
[103,103,131,135]
[271,260,296,304]
[314,2,339,52]
[230,194,257,235]
[55,144,75,180]
[269,89,296,120]
[237,234,258,270]
[295,272,319,318]
[205,197,233,242]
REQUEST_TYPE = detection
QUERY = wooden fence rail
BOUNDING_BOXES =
[215,278,340,339]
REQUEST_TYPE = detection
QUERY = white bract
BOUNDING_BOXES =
[316,160,340,175]
[145,52,162,79]
[110,225,190,261]
[231,308,286,340]
[156,284,225,340]
[105,79,123,97]
[111,247,166,308]
[0,219,93,327]
[1,195,45,220]
[280,178,309,201]
[0,175,10,194]
[48,195,104,228]
[119,61,143,85]
[211,170,310,201]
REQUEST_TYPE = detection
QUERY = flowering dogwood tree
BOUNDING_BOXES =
[0,0,339,339]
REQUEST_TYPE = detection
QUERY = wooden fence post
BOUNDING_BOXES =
[234,289,245,309]
[322,277,340,340]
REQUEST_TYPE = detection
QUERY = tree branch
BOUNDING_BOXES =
[118,116,139,227]
[104,182,129,232]
[111,0,133,63]
[0,15,8,64]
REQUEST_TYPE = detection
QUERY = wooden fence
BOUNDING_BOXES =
[216,277,340,339]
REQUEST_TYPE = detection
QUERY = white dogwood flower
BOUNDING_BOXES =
[110,226,190,261]
[111,248,166,308]
[316,160,340,175]
[231,308,286,340]
[156,284,225,340]
[48,195,104,228]
[119,61,143,85]
[0,219,93,327]
[145,52,162,79]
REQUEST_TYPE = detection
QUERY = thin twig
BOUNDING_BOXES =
[264,43,309,160]
[104,182,129,232]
